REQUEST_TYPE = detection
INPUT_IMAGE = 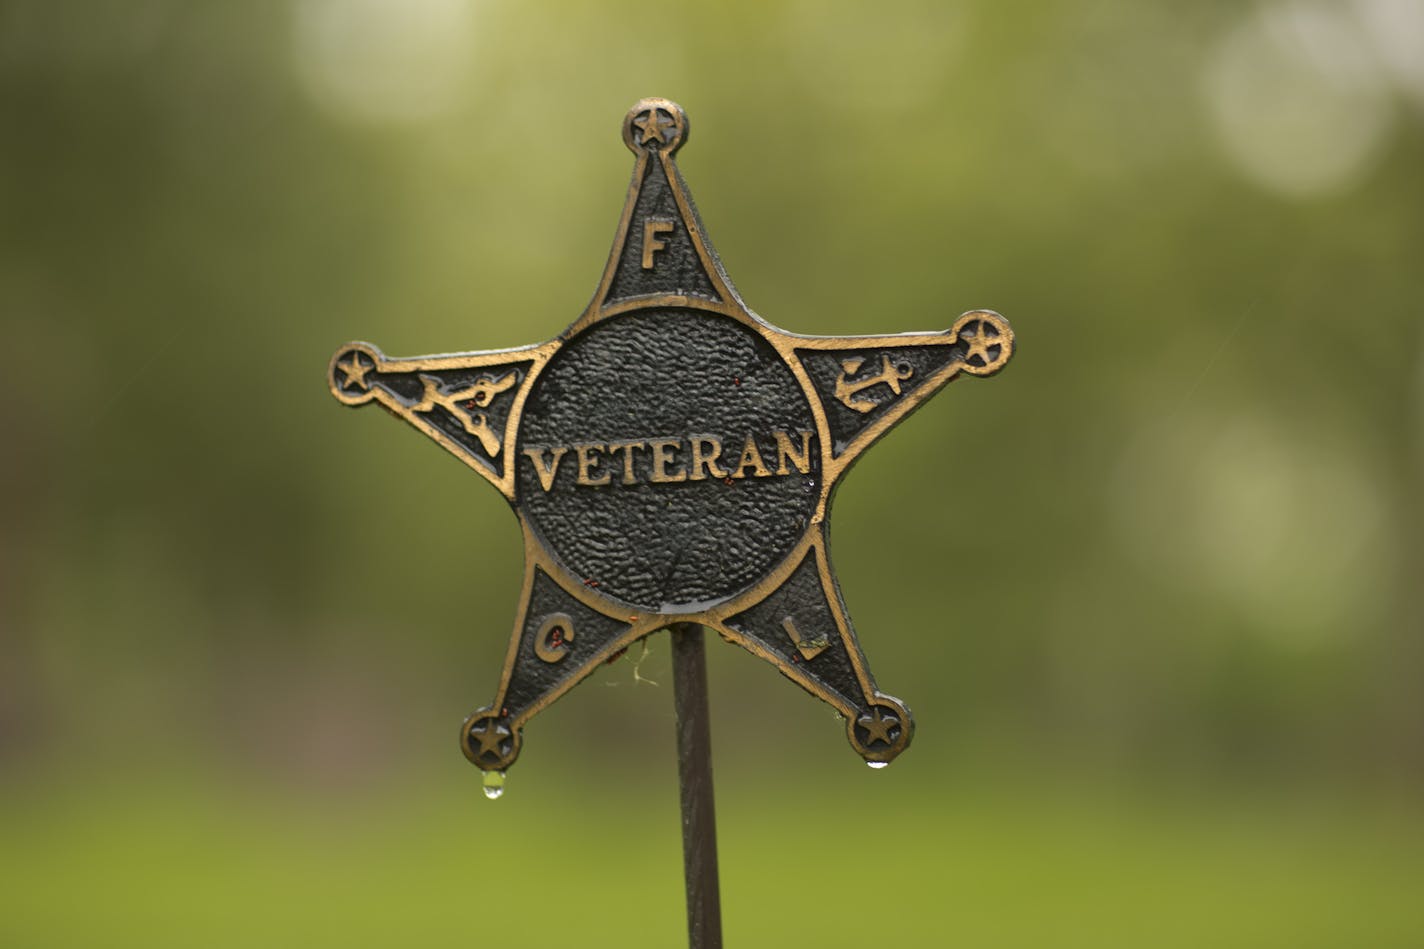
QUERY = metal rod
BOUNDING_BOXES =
[670,622,723,949]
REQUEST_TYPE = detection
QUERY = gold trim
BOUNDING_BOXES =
[330,99,1013,771]
[327,341,559,500]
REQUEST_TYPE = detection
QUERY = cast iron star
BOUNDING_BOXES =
[328,98,1014,773]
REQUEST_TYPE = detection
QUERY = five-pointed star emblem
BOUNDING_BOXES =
[857,707,898,746]
[469,717,510,758]
[634,108,671,145]
[961,319,1001,367]
[328,98,1014,774]
[339,352,371,390]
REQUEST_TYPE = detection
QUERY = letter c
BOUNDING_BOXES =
[534,612,576,663]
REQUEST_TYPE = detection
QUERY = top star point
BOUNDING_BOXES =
[635,108,671,146]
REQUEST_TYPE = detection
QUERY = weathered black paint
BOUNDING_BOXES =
[518,308,819,612]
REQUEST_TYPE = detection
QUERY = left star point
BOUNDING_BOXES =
[339,352,372,390]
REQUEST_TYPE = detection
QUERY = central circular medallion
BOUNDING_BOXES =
[517,308,820,612]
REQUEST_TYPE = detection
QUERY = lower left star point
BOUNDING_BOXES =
[461,709,521,770]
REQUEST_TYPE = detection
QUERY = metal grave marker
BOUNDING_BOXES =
[327,99,1013,781]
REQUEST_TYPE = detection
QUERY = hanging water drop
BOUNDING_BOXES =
[867,761,889,770]
[482,770,507,799]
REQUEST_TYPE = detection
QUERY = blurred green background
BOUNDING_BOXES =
[3,1,1423,945]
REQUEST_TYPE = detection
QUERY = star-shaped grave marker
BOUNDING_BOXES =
[328,98,1014,773]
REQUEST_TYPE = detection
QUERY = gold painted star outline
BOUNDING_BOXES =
[328,98,1013,772]
[633,104,675,146]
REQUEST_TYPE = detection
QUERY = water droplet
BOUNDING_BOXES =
[482,770,507,799]
[867,761,889,770]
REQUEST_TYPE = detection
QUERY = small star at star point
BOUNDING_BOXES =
[857,707,898,746]
[339,353,371,390]
[470,719,510,758]
[962,322,1000,365]
[635,109,672,146]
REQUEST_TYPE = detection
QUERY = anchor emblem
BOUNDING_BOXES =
[833,353,914,413]
[410,370,518,456]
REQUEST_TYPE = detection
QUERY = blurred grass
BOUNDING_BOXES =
[3,763,1422,948]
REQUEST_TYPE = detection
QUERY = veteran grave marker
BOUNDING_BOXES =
[328,98,1014,947]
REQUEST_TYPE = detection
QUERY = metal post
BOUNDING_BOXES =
[670,623,723,949]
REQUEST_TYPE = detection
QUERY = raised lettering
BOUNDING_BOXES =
[607,440,647,485]
[642,219,675,269]
[649,437,688,483]
[781,615,829,660]
[574,443,612,486]
[532,433,815,489]
[774,429,814,475]
[534,613,575,663]
[688,436,728,481]
[523,446,568,492]
[729,435,772,479]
